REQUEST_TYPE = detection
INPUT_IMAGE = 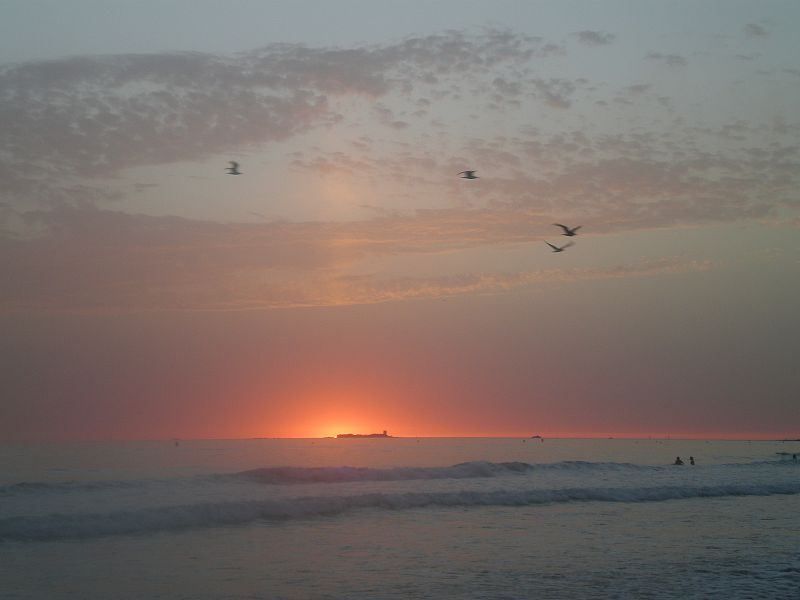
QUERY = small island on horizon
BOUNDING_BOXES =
[336,430,393,438]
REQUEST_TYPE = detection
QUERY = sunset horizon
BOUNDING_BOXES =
[10,430,797,443]
[2,2,798,598]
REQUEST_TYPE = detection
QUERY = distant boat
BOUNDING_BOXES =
[337,430,392,438]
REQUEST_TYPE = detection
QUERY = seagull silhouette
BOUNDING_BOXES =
[226,161,241,175]
[458,170,478,179]
[545,241,574,253]
[553,223,581,236]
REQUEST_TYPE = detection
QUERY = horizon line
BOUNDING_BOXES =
[3,434,799,444]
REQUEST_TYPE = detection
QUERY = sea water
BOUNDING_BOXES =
[1,438,798,599]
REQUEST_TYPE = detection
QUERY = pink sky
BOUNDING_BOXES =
[1,7,799,441]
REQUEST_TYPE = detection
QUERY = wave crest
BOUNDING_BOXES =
[230,460,652,485]
[3,482,798,542]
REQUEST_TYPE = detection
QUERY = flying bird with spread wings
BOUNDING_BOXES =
[226,161,242,175]
[458,170,478,179]
[545,241,574,253]
[553,223,581,236]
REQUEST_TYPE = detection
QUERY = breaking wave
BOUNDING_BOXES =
[228,460,656,484]
[4,459,793,497]
[3,482,799,542]
[0,461,652,496]
[0,479,141,497]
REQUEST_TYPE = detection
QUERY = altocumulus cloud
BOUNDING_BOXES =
[2,29,800,312]
[646,52,688,67]
[573,31,616,46]
[0,29,551,209]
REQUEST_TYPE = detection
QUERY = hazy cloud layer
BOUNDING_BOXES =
[330,257,711,306]
[2,28,800,313]
[0,30,552,208]
[0,204,713,311]
[289,124,800,227]
[3,28,798,219]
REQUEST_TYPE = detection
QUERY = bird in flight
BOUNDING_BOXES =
[458,170,478,179]
[545,241,574,253]
[553,223,581,236]
[226,161,242,175]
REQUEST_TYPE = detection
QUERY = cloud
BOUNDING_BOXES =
[2,28,799,314]
[574,31,616,46]
[760,216,800,229]
[287,123,800,228]
[530,78,577,109]
[7,27,791,229]
[744,23,768,37]
[372,103,410,129]
[492,77,523,97]
[3,109,796,314]
[331,257,712,305]
[624,84,651,95]
[0,205,714,312]
[0,204,543,311]
[646,52,688,67]
[0,30,553,209]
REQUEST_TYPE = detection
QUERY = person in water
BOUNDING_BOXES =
[674,456,684,465]
[689,456,695,465]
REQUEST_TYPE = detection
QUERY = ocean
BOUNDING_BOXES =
[1,438,798,599]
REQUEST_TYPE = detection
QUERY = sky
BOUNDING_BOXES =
[1,0,798,441]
